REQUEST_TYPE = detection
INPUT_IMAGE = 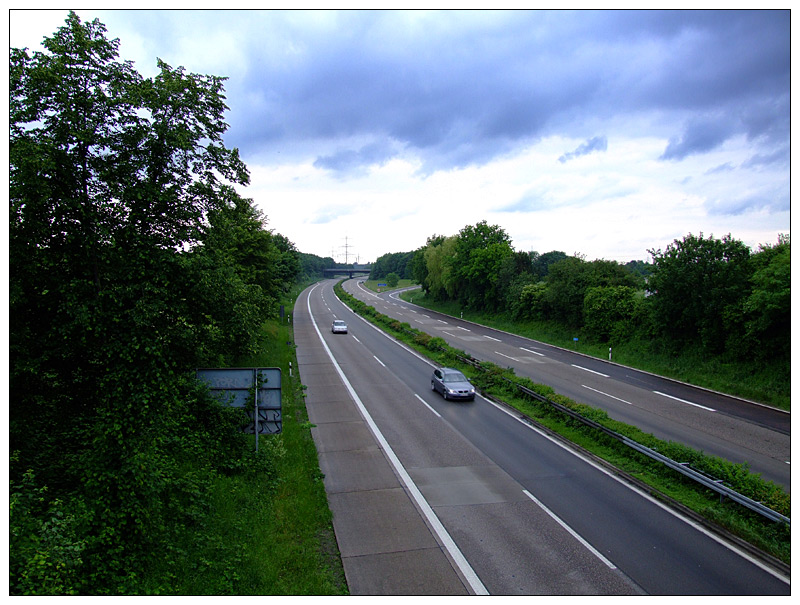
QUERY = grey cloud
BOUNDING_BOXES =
[96,9,788,175]
[313,140,398,178]
[742,146,789,169]
[558,135,607,163]
[705,162,734,175]
[659,116,735,161]
[706,189,789,216]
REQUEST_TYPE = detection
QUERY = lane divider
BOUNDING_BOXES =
[415,393,442,418]
[523,490,617,570]
[653,391,715,412]
[571,364,610,378]
[582,385,633,405]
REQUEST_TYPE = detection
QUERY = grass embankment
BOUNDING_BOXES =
[392,287,789,411]
[340,281,790,566]
[147,283,348,595]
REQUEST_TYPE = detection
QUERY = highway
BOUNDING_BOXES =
[296,279,790,595]
[342,280,791,491]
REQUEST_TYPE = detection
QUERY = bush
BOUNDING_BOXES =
[10,463,89,595]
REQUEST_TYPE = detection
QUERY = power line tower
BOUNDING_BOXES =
[341,236,355,265]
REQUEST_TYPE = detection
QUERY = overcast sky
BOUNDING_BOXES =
[10,9,791,264]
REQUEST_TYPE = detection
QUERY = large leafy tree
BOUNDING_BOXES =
[423,236,458,301]
[450,221,514,310]
[370,251,415,280]
[530,250,568,280]
[648,233,752,353]
[9,13,269,592]
[543,256,637,327]
[741,235,790,361]
[411,234,446,291]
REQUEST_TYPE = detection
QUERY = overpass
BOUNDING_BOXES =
[323,266,372,279]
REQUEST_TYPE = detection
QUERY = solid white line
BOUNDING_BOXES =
[415,393,442,418]
[653,391,715,412]
[571,364,610,378]
[307,285,489,595]
[356,280,382,299]
[523,489,617,569]
[520,347,545,356]
[582,385,633,405]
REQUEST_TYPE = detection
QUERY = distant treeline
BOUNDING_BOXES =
[299,251,339,280]
[371,221,789,366]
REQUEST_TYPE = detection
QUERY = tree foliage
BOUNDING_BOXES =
[9,13,298,594]
[741,235,790,360]
[450,221,515,310]
[648,233,752,353]
[409,222,787,375]
[370,250,415,280]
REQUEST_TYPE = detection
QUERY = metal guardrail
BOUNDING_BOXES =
[508,378,790,526]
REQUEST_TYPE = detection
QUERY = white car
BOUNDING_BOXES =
[331,319,348,334]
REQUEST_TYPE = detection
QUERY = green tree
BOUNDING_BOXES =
[423,236,458,301]
[583,286,637,342]
[513,281,548,320]
[299,252,336,280]
[450,221,514,310]
[544,257,637,327]
[411,235,446,289]
[272,232,302,290]
[370,251,415,280]
[10,13,264,593]
[648,233,752,353]
[530,250,568,279]
[543,256,590,326]
[741,235,790,361]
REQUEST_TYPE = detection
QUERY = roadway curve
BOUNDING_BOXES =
[296,280,789,595]
[343,280,791,491]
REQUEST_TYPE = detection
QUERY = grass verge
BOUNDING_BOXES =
[143,286,348,595]
[336,281,790,567]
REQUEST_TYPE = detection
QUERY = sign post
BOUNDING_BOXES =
[196,368,283,450]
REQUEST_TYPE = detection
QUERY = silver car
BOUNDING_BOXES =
[431,367,475,401]
[331,319,348,334]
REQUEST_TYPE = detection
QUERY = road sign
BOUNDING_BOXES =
[196,368,282,443]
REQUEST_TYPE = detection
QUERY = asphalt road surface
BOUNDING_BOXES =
[294,280,789,595]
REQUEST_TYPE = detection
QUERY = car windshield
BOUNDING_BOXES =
[443,371,467,383]
[334,321,345,325]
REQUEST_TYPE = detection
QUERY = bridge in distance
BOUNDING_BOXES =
[323,266,372,279]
